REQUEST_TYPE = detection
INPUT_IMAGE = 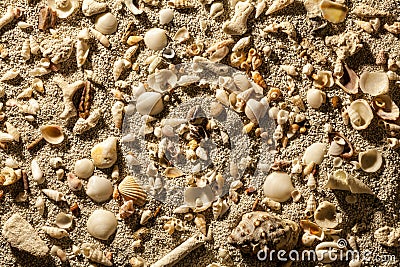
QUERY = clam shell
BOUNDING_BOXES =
[144,28,168,51]
[74,158,94,179]
[244,99,267,124]
[87,210,117,240]
[40,125,64,145]
[159,9,174,25]
[86,176,113,202]
[184,185,216,212]
[359,71,389,96]
[95,13,118,35]
[358,148,382,173]
[55,212,73,229]
[300,219,324,241]
[164,167,184,178]
[302,143,327,165]
[48,0,79,18]
[314,201,340,229]
[173,27,190,43]
[136,92,164,116]
[319,0,348,24]
[263,171,294,202]
[307,89,326,109]
[118,176,147,205]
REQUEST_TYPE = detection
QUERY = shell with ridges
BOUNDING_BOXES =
[347,99,373,130]
[95,12,118,35]
[118,176,147,205]
[41,226,69,239]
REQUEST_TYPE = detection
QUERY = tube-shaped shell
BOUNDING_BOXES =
[31,159,44,184]
[118,176,147,205]
[136,92,164,115]
[35,197,45,215]
[87,210,117,240]
[194,214,207,235]
[90,28,110,47]
[40,125,64,145]
[41,226,69,239]
[95,13,118,35]
[81,243,112,266]
[347,99,373,130]
[111,101,124,129]
[42,189,65,202]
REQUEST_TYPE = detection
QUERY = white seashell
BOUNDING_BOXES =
[312,70,334,88]
[16,87,33,99]
[261,196,281,211]
[302,143,327,165]
[276,109,289,125]
[314,201,340,229]
[147,69,177,93]
[42,189,65,202]
[91,137,118,169]
[255,0,266,18]
[17,21,33,29]
[347,99,373,130]
[113,58,131,81]
[325,170,350,191]
[215,89,230,106]
[140,210,153,225]
[130,256,147,267]
[82,0,108,17]
[90,28,110,47]
[358,149,382,173]
[5,157,19,169]
[49,157,63,169]
[74,158,94,179]
[55,212,73,229]
[307,89,326,109]
[233,73,251,91]
[5,122,20,142]
[87,210,118,240]
[31,159,44,184]
[86,176,113,202]
[35,197,45,215]
[290,188,302,202]
[245,99,267,124]
[29,67,51,77]
[159,8,174,25]
[66,172,82,191]
[95,13,118,35]
[328,136,345,156]
[266,0,294,15]
[136,92,164,115]
[212,198,229,220]
[76,28,90,68]
[263,171,294,202]
[306,173,316,190]
[40,125,64,145]
[111,101,124,129]
[333,157,343,167]
[280,65,298,76]
[144,28,168,51]
[359,71,389,96]
[184,185,216,212]
[302,63,314,76]
[173,27,190,43]
[1,69,19,81]
[42,226,69,239]
[21,39,30,61]
[291,159,302,174]
[48,0,79,18]
[81,243,112,266]
[210,2,224,19]
[29,36,40,55]
[124,0,143,15]
[305,194,316,217]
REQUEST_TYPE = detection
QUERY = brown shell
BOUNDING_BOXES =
[118,176,147,206]
[372,95,400,121]
[336,64,359,94]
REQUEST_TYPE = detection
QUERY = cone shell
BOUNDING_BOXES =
[118,176,147,205]
[40,125,64,144]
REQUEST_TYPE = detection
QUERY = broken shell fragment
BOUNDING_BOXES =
[266,0,294,15]
[374,226,400,247]
[87,209,117,240]
[222,1,253,35]
[173,27,190,43]
[95,12,118,35]
[347,99,374,130]
[118,176,147,205]
[86,176,113,202]
[314,201,340,229]
[359,71,389,96]
[325,170,350,191]
[319,0,348,24]
[55,212,73,229]
[358,149,382,173]
[48,0,79,18]
[347,176,374,194]
[372,95,399,121]
[263,172,294,202]
[244,99,267,124]
[91,137,118,168]
[144,28,168,51]
[183,185,216,212]
[0,167,22,186]
[40,125,64,145]
[82,0,108,17]
[312,71,334,88]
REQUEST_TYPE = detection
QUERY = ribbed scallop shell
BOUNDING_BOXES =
[95,13,118,35]
[118,176,147,205]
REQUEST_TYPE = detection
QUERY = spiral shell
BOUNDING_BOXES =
[194,214,207,235]
[42,226,69,239]
[347,99,373,130]
[95,13,118,35]
[42,189,65,202]
[118,176,147,205]
[31,159,44,184]
[81,243,113,266]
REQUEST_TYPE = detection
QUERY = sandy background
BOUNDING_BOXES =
[1,0,400,266]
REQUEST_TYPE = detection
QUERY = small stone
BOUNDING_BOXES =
[2,213,49,257]
[91,137,118,168]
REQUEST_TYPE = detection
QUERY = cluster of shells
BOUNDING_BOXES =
[1,0,400,266]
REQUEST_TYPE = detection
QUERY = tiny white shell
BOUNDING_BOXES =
[87,210,118,240]
[359,71,389,96]
[95,13,118,35]
[42,189,65,202]
[55,212,73,229]
[159,9,174,25]
[31,159,44,184]
[74,158,94,179]
[307,89,326,109]
[86,176,113,202]
[144,28,168,51]
[263,171,294,202]
[136,92,164,115]
[42,226,69,239]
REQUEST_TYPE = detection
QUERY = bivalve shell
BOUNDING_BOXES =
[40,125,64,145]
[307,89,326,109]
[319,0,348,24]
[118,176,147,205]
[136,92,164,115]
[358,149,382,173]
[87,210,117,240]
[263,171,294,202]
[74,158,94,179]
[359,71,389,96]
[159,9,174,25]
[144,28,168,51]
[95,13,118,35]
[86,176,113,202]
[55,212,73,229]
[302,143,327,165]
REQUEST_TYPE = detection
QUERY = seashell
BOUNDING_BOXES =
[113,58,131,81]
[86,176,113,202]
[162,47,175,59]
[255,0,266,18]
[5,157,19,169]
[74,158,94,179]
[355,20,373,33]
[305,194,316,217]
[56,169,64,180]
[48,0,79,18]
[0,167,22,186]
[164,167,184,178]
[328,136,345,156]
[374,226,400,247]
[140,210,153,225]
[82,0,108,16]
[42,226,69,239]
[307,89,326,109]
[280,65,298,76]
[325,170,350,191]
[222,1,253,35]
[319,0,348,24]
[276,109,289,125]
[228,211,300,254]
[50,245,67,262]
[263,171,294,202]
[312,71,334,88]
[300,220,324,242]
[87,210,117,240]
[136,92,164,116]
[358,148,382,173]
[194,214,207,235]
[91,137,118,169]
[314,201,340,229]
[245,99,267,124]
[118,176,147,205]
[29,36,40,55]
[130,256,147,267]
[81,243,113,266]
[333,157,343,167]
[302,143,327,165]
[67,172,83,191]
[232,36,251,52]
[111,101,124,129]
[118,200,135,219]
[0,132,14,143]
[17,88,33,99]
[144,28,168,51]
[384,22,400,34]
[167,0,195,9]
[359,71,389,96]
[5,122,20,142]
[55,212,73,229]
[347,176,373,194]
[147,69,177,93]
[42,189,65,202]
[387,137,400,149]
[159,9,174,25]
[40,125,64,145]
[31,159,44,184]
[1,69,20,81]
[212,198,229,220]
[95,13,118,35]
[261,196,281,211]
[21,39,30,61]
[90,28,110,47]
[290,188,302,202]
[17,21,33,29]
[184,185,216,212]
[76,28,90,68]
[173,27,190,43]
[336,64,359,94]
[372,95,399,121]
[306,173,316,190]
[35,197,45,215]
[347,99,373,130]
[209,46,229,63]
[265,0,294,15]
[387,70,400,81]
[210,2,224,19]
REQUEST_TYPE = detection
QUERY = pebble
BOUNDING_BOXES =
[91,137,118,168]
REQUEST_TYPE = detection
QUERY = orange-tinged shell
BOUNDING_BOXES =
[118,176,147,205]
[40,125,64,144]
